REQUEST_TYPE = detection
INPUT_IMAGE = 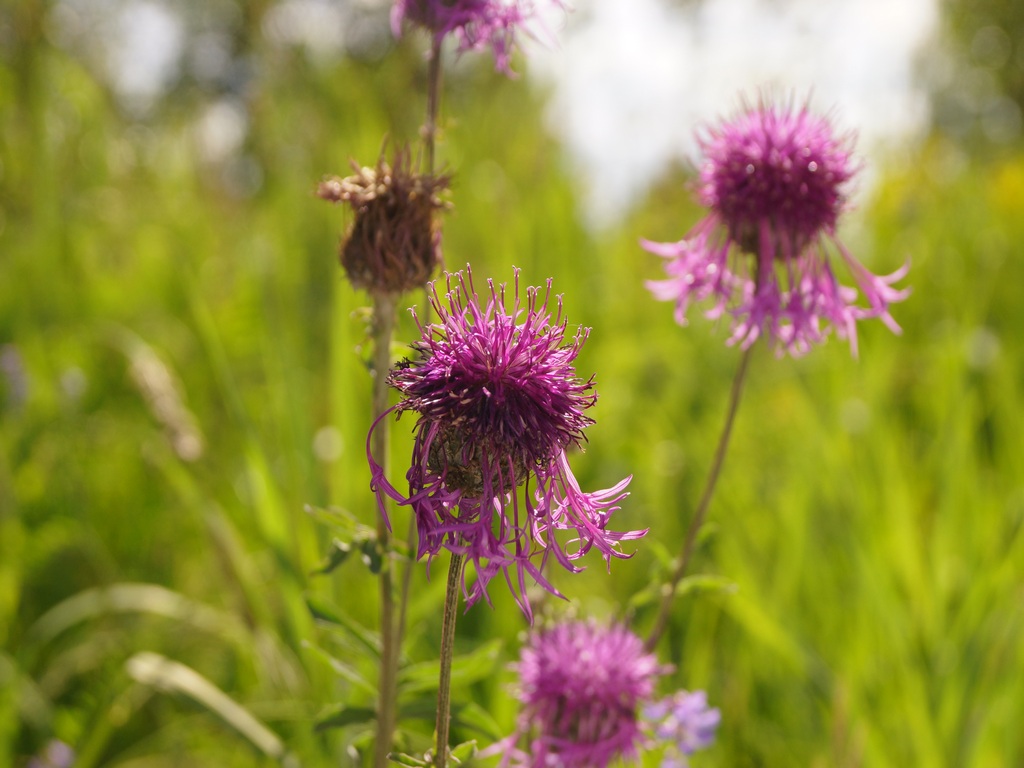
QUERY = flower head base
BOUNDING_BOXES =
[391,0,564,74]
[490,620,720,768]
[643,97,909,356]
[318,146,449,297]
[368,268,644,617]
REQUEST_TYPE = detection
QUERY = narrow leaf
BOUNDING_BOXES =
[450,740,478,762]
[302,641,376,695]
[126,652,296,765]
[387,752,429,767]
[306,597,382,657]
[359,537,383,574]
[311,538,354,576]
[398,640,502,697]
[314,705,377,732]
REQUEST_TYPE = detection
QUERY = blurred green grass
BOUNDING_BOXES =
[2,8,1023,768]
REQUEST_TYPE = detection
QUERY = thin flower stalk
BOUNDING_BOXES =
[371,294,400,768]
[645,344,753,651]
[433,551,464,768]
[319,148,448,767]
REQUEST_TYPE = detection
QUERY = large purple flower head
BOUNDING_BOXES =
[391,0,565,74]
[642,97,909,356]
[368,268,644,618]
[491,620,720,768]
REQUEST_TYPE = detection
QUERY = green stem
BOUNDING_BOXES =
[434,551,463,768]
[424,36,443,174]
[645,343,755,651]
[373,293,399,768]
[389,34,448,767]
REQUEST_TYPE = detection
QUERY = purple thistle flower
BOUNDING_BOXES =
[391,0,565,74]
[368,268,644,618]
[643,690,721,768]
[642,97,909,357]
[497,620,668,768]
[488,620,720,767]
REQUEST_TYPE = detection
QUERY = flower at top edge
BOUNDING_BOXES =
[642,96,909,357]
[391,0,567,74]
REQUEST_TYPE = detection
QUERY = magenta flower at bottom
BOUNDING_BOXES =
[489,620,720,768]
[643,97,908,357]
[368,269,645,619]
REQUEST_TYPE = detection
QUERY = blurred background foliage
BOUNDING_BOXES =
[1,0,1022,766]
[925,0,1024,149]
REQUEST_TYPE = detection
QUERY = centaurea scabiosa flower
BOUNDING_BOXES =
[317,146,449,297]
[643,97,909,356]
[491,620,719,768]
[391,0,565,74]
[368,268,644,618]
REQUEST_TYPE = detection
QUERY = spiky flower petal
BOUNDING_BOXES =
[643,97,908,356]
[368,268,644,618]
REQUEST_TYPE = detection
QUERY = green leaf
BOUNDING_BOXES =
[677,573,738,598]
[304,504,375,539]
[626,579,664,610]
[387,752,429,767]
[311,538,354,576]
[359,537,383,574]
[630,572,737,610]
[450,740,478,763]
[306,597,382,657]
[452,702,504,741]
[398,640,502,697]
[314,705,377,732]
[302,641,376,695]
[126,652,295,764]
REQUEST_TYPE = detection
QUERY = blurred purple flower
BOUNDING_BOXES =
[27,740,75,768]
[499,620,666,768]
[644,690,721,768]
[643,97,908,356]
[391,0,565,73]
[368,268,644,618]
[490,620,719,768]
